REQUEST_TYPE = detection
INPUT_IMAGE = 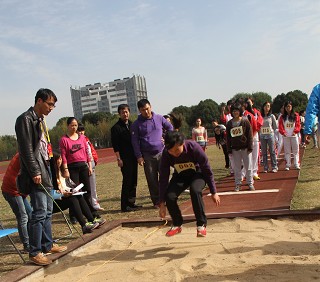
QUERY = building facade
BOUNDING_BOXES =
[70,75,147,120]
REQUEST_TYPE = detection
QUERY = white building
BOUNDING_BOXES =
[70,75,147,120]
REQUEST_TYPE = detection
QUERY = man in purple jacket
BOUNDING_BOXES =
[159,131,221,237]
[131,99,173,207]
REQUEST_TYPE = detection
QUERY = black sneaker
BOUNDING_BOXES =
[121,206,138,212]
[82,222,99,234]
[129,204,142,209]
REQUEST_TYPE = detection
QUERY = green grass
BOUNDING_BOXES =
[1,144,320,277]
[291,147,320,210]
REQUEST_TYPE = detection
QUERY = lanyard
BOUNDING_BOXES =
[40,118,51,143]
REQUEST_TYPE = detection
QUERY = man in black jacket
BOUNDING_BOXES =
[15,88,67,266]
[111,104,141,212]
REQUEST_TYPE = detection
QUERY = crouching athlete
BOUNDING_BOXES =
[159,131,220,237]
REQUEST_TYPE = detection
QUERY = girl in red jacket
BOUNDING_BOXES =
[278,101,301,170]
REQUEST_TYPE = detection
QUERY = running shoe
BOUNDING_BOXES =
[197,225,206,237]
[253,175,260,180]
[82,222,99,234]
[295,166,300,170]
[235,185,241,192]
[166,226,182,237]
[285,167,290,171]
[248,184,255,191]
[93,217,107,227]
[272,168,278,173]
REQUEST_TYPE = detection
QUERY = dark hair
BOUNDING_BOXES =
[261,101,272,117]
[227,99,234,106]
[118,104,130,113]
[283,101,296,122]
[214,125,226,148]
[163,115,170,119]
[299,110,305,115]
[168,112,182,130]
[52,150,62,190]
[212,118,218,124]
[244,98,254,115]
[77,122,85,132]
[34,88,57,105]
[137,99,150,109]
[230,103,243,117]
[66,117,77,126]
[164,131,185,150]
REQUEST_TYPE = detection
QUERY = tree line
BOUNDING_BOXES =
[0,89,308,161]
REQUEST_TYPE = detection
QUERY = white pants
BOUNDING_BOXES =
[283,136,299,168]
[251,139,260,176]
[276,133,283,156]
[232,149,253,186]
[89,161,102,209]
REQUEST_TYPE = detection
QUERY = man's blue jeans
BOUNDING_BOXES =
[29,186,53,257]
[2,192,32,249]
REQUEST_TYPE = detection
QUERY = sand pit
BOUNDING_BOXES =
[36,217,320,282]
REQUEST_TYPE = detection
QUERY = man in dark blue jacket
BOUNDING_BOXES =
[111,104,141,212]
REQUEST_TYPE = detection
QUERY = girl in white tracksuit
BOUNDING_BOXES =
[278,101,301,170]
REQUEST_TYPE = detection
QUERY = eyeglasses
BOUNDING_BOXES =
[44,101,56,108]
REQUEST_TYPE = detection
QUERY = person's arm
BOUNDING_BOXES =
[305,84,320,139]
[59,137,70,178]
[111,124,124,167]
[293,113,301,134]
[15,115,41,183]
[83,137,92,175]
[278,116,285,136]
[191,128,196,141]
[271,114,278,131]
[246,120,253,152]
[89,140,98,165]
[226,121,232,154]
[193,143,220,206]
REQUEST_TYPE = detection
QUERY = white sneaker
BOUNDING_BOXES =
[272,168,278,173]
[295,166,300,170]
[285,167,290,171]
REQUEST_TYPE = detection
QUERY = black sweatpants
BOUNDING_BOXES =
[165,171,207,227]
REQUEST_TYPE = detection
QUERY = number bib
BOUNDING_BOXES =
[174,162,196,174]
[285,121,294,129]
[196,136,205,142]
[260,126,271,135]
[230,126,243,137]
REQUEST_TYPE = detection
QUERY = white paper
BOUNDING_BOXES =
[73,183,84,193]
[72,191,87,196]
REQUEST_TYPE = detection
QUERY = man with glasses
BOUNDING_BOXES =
[15,88,67,266]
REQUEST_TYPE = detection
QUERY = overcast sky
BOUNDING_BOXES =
[1,0,319,135]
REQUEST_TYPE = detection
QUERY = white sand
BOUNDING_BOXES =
[40,218,320,282]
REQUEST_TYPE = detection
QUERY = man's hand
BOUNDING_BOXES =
[117,159,123,168]
[305,134,311,144]
[159,202,166,219]
[137,157,145,166]
[88,163,93,176]
[211,193,221,206]
[62,191,72,198]
[33,175,42,184]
